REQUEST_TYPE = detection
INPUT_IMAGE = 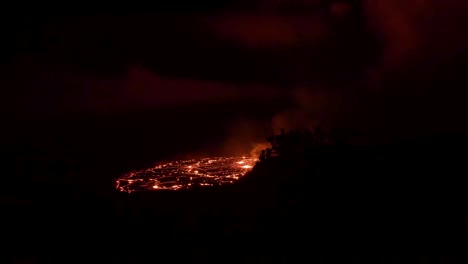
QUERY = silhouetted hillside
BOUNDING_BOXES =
[2,117,467,263]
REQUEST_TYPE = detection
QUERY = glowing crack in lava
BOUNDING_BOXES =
[116,157,256,193]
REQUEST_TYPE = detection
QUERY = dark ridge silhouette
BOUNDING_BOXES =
[3,124,467,263]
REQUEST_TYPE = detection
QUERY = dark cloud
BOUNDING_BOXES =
[5,0,468,141]
[359,0,468,138]
[254,0,468,139]
[364,0,468,81]
[330,2,353,18]
[208,13,329,49]
[4,62,285,117]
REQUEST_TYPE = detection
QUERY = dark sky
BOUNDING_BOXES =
[3,0,468,139]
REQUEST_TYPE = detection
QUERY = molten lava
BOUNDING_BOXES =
[115,157,257,193]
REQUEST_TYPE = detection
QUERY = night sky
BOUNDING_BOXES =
[3,2,468,261]
[2,0,468,141]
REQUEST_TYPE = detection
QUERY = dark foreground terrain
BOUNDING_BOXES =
[1,106,467,263]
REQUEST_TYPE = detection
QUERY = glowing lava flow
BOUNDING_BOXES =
[115,157,256,193]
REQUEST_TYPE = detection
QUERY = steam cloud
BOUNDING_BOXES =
[270,0,468,140]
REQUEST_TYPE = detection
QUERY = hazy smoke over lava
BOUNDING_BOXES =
[271,84,358,136]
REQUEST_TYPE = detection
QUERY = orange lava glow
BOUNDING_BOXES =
[115,157,257,193]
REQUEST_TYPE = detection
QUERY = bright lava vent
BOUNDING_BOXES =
[116,157,256,193]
